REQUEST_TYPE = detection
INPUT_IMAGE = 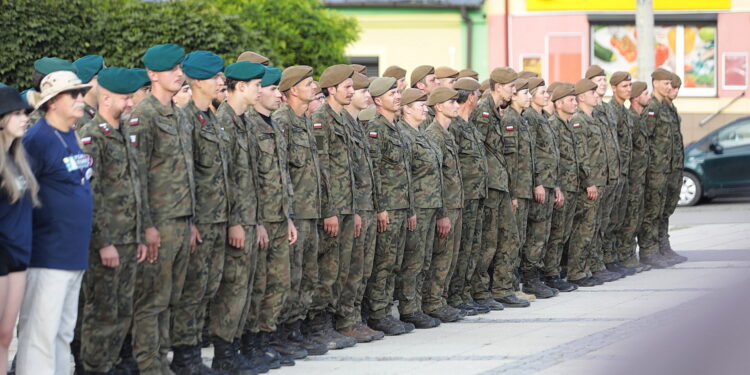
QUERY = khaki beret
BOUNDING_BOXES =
[453,77,480,91]
[427,87,458,106]
[319,64,354,89]
[490,67,517,85]
[527,77,545,92]
[358,104,377,122]
[350,64,367,74]
[651,68,673,81]
[368,76,377,84]
[630,81,647,99]
[547,81,563,96]
[436,66,459,79]
[551,83,575,102]
[585,65,605,79]
[458,69,479,80]
[671,74,682,88]
[237,51,270,66]
[480,79,490,92]
[369,77,397,98]
[279,65,314,92]
[401,88,428,107]
[410,65,435,88]
[515,78,529,91]
[352,72,370,90]
[518,71,538,79]
[610,71,632,86]
[574,79,597,95]
[383,65,406,80]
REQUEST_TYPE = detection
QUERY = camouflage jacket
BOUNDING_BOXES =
[609,99,633,176]
[216,102,259,226]
[501,106,535,199]
[524,108,559,189]
[128,94,195,227]
[185,99,231,224]
[74,103,97,133]
[449,115,488,200]
[593,104,621,181]
[246,108,293,223]
[667,101,685,170]
[426,120,464,211]
[311,102,357,217]
[628,108,650,178]
[549,113,581,192]
[366,112,414,213]
[642,97,674,174]
[343,110,377,212]
[400,120,444,210]
[570,109,606,188]
[273,103,322,220]
[79,114,141,248]
[472,95,509,193]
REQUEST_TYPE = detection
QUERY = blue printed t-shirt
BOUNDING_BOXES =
[23,118,93,270]
[0,156,33,268]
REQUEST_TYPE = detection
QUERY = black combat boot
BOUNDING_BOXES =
[400,311,440,329]
[494,294,530,307]
[543,276,578,292]
[268,327,307,360]
[522,270,558,299]
[304,312,356,350]
[211,337,256,375]
[192,344,229,375]
[640,253,671,269]
[368,315,411,336]
[569,277,598,287]
[426,304,464,323]
[592,269,622,283]
[287,320,328,355]
[239,333,273,372]
[258,332,294,367]
[112,334,139,375]
[474,298,505,311]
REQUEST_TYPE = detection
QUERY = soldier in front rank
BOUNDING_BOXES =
[637,68,676,269]
[396,88,444,329]
[410,65,439,126]
[435,66,459,88]
[78,67,146,375]
[382,65,407,92]
[73,55,105,131]
[342,73,385,341]
[210,61,266,373]
[617,81,652,271]
[240,66,298,370]
[566,79,605,287]
[542,83,580,292]
[659,74,688,264]
[520,77,561,299]
[128,44,198,375]
[363,77,417,336]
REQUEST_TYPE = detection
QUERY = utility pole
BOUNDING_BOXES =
[636,0,655,84]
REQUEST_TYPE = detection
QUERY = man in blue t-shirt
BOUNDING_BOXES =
[16,70,94,375]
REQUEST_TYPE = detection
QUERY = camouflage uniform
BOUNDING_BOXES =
[521,108,558,277]
[171,99,231,347]
[660,101,684,252]
[543,113,582,278]
[75,103,97,132]
[310,103,358,329]
[567,109,606,281]
[244,108,294,334]
[424,120,464,312]
[128,94,195,374]
[618,108,650,266]
[608,99,634,264]
[590,104,620,272]
[210,102,260,342]
[364,112,414,320]
[79,115,142,373]
[396,121,443,316]
[274,103,322,326]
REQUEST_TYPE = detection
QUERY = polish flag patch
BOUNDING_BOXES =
[482,112,490,118]
[313,123,323,129]
[572,123,581,129]
[505,125,514,131]
[130,135,138,146]
[81,137,92,145]
[368,131,378,138]
[197,113,206,125]
[98,123,110,135]
[129,118,139,126]
[647,111,655,117]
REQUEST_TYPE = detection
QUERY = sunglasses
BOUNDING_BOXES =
[67,89,88,98]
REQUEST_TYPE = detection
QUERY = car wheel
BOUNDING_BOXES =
[678,172,702,207]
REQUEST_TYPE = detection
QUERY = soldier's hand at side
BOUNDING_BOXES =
[228,225,246,249]
[377,211,389,233]
[257,224,270,251]
[587,186,598,201]
[190,225,202,254]
[99,245,120,268]
[136,244,148,264]
[407,215,417,231]
[436,216,452,239]
[534,185,546,203]
[287,219,298,245]
[145,226,160,263]
[324,216,339,237]
[354,214,362,238]
[554,187,565,209]
[512,199,519,213]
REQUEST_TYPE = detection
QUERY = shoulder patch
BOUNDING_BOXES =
[81,137,92,145]
[368,131,378,138]
[130,135,138,146]
[129,117,140,126]
[98,123,110,135]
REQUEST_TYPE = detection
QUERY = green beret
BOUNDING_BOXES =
[518,70,538,79]
[551,83,575,102]
[574,79,597,95]
[73,55,105,84]
[279,66,313,92]
[182,51,224,80]
[630,81,647,99]
[527,77,545,91]
[97,67,142,94]
[585,65,605,79]
[610,71,631,86]
[352,72,370,90]
[369,77,397,98]
[410,65,435,88]
[401,88,428,106]
[319,64,354,89]
[225,61,265,81]
[143,43,185,72]
[383,65,406,80]
[453,77,480,91]
[261,67,282,87]
[651,68,673,81]
[458,69,479,80]
[427,87,458,106]
[34,57,76,75]
[131,68,150,88]
[490,67,517,84]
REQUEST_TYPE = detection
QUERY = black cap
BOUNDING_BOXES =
[0,87,33,117]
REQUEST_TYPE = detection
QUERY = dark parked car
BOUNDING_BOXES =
[680,116,750,206]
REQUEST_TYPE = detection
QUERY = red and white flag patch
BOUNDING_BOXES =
[129,118,139,126]
[98,123,110,135]
[197,113,206,125]
[313,123,323,129]
[368,131,378,138]
[572,123,581,129]
[130,135,138,146]
[647,111,655,117]
[505,125,514,131]
[482,112,490,118]
[81,137,92,145]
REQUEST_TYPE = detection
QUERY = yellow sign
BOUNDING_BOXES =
[527,0,731,11]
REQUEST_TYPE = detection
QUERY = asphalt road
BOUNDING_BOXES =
[671,197,750,226]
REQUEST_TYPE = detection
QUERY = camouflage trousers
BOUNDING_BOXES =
[311,215,355,325]
[447,199,482,306]
[589,183,615,272]
[396,207,438,316]
[133,217,190,375]
[521,188,555,276]
[353,210,377,324]
[282,219,318,325]
[638,172,669,256]
[209,225,257,342]
[81,243,138,373]
[423,208,462,313]
[567,189,601,281]
[659,169,683,251]
[486,191,521,299]
[364,209,407,320]
[245,220,291,333]
[171,222,226,347]
[617,172,646,267]
[603,177,626,264]
[543,190,579,278]
[336,213,367,329]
